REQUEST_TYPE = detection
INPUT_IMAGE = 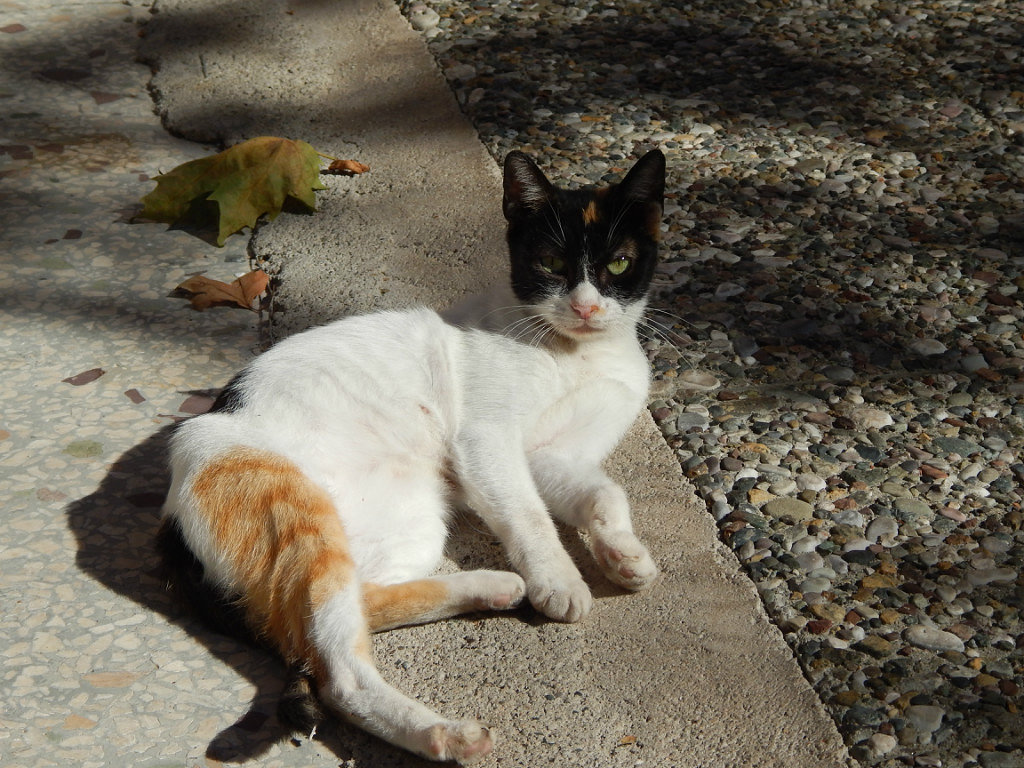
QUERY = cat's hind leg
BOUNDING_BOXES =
[177,447,493,763]
[310,584,494,763]
[278,567,526,740]
[362,570,526,632]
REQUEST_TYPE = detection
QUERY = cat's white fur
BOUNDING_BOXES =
[163,277,657,761]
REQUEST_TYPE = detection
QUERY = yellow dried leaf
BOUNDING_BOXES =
[140,136,327,245]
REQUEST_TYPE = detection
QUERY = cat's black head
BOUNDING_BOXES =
[502,150,665,340]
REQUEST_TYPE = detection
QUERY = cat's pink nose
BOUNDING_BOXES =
[572,302,600,320]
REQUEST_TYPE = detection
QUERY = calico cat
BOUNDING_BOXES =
[158,149,666,763]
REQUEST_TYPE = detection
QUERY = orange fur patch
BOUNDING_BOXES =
[362,580,450,633]
[190,448,355,671]
[582,200,601,225]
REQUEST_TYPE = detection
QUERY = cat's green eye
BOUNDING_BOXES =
[539,254,567,274]
[607,256,632,276]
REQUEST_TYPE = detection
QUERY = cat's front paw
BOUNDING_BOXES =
[593,530,659,591]
[424,720,492,763]
[526,572,593,623]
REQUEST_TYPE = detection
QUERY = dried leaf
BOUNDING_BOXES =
[325,158,370,176]
[124,388,146,404]
[176,269,269,311]
[178,394,214,415]
[140,136,327,245]
[63,367,105,386]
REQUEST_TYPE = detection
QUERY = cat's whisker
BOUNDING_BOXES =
[643,309,699,344]
[499,309,557,349]
[637,321,680,355]
[544,204,568,249]
[528,321,558,349]
[644,305,693,329]
[636,317,694,363]
[642,317,689,347]
[504,316,551,347]
[605,202,631,245]
[526,322,557,350]
[502,312,542,336]
[478,304,537,327]
[643,307,690,336]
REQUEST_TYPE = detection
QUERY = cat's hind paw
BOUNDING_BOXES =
[425,720,493,763]
[470,570,526,611]
[593,530,659,591]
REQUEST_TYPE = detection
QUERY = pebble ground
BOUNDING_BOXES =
[399,1,1024,767]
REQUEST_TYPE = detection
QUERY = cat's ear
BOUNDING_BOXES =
[617,150,666,240]
[503,151,555,221]
[619,149,666,206]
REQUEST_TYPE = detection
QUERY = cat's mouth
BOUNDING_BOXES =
[540,305,613,340]
[562,318,608,337]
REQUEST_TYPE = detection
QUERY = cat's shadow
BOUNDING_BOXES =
[66,425,618,764]
[64,426,418,765]
[444,508,620,603]
[66,426,289,763]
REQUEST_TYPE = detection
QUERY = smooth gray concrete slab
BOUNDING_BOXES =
[0,0,848,766]
[146,0,510,336]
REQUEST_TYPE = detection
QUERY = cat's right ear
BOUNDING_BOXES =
[503,151,554,221]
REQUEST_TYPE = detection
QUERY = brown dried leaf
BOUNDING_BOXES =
[124,388,146,404]
[62,367,105,386]
[176,269,269,311]
[178,394,214,415]
[325,159,370,176]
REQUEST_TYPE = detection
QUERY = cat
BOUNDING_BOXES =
[157,148,666,763]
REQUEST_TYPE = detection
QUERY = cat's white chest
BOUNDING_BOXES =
[521,336,649,462]
[558,337,650,403]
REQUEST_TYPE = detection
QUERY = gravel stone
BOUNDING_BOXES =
[762,498,815,524]
[865,517,899,546]
[865,733,897,758]
[905,705,945,734]
[904,626,967,653]
[979,752,1024,768]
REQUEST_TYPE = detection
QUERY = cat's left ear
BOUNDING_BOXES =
[618,149,666,240]
[620,149,666,206]
[503,151,555,221]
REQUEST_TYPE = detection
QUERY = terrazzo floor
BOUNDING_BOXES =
[0,2,291,765]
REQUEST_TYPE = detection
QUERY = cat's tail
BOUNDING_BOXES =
[162,445,493,764]
[156,520,328,734]
[277,663,326,735]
